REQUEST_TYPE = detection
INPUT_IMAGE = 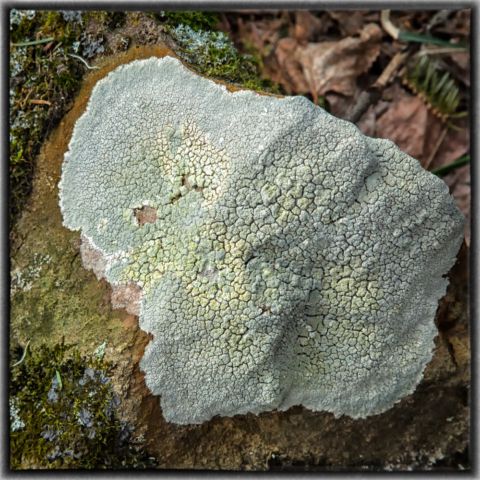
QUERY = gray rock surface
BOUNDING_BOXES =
[59,56,465,425]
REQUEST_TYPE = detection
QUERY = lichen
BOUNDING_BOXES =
[59,56,465,425]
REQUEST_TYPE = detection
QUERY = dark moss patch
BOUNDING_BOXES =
[10,340,155,469]
[82,11,127,29]
[10,11,88,227]
[148,11,220,32]
[9,10,129,230]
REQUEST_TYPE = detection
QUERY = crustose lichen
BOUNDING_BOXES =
[59,56,465,425]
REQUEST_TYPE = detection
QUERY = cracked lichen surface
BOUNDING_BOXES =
[59,56,465,425]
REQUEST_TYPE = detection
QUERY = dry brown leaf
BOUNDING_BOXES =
[294,23,382,99]
[251,19,283,51]
[354,100,392,137]
[273,38,310,94]
[375,84,429,160]
[443,165,470,246]
[441,9,471,36]
[448,52,470,87]
[326,10,369,37]
[325,88,361,120]
[424,117,470,171]
[294,11,325,43]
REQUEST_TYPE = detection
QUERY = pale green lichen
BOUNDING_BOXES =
[59,56,465,425]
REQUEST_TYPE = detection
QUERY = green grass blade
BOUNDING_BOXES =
[399,31,468,50]
[11,37,55,47]
[431,154,470,176]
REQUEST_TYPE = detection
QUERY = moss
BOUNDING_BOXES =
[9,10,127,228]
[148,11,220,32]
[82,11,127,29]
[163,22,281,94]
[10,340,155,469]
[10,226,135,355]
[9,11,86,227]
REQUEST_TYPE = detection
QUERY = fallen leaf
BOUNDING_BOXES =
[249,18,283,52]
[424,116,470,170]
[443,164,470,246]
[294,11,327,43]
[440,9,471,36]
[375,84,429,160]
[353,100,391,137]
[326,10,369,37]
[447,52,470,87]
[273,38,310,94]
[294,23,383,100]
[324,86,364,120]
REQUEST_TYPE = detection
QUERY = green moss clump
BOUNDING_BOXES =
[149,11,219,32]
[165,22,281,94]
[10,340,154,469]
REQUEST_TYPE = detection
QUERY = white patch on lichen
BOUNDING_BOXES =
[59,56,465,425]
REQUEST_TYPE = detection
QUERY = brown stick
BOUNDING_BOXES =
[30,99,52,106]
[345,50,410,124]
[424,125,448,170]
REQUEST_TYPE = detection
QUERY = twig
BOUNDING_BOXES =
[12,340,30,367]
[346,50,410,124]
[43,41,54,52]
[67,53,100,69]
[424,125,448,171]
[30,99,52,106]
[375,51,411,89]
[20,88,34,109]
[415,47,468,57]
[380,10,400,40]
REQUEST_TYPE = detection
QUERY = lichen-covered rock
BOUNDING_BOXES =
[59,56,465,425]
